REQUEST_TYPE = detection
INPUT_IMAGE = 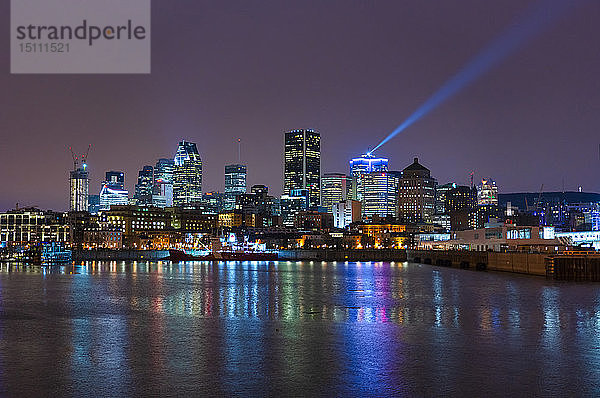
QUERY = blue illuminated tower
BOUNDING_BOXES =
[349,153,389,201]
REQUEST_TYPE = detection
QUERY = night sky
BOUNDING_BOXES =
[1,0,599,211]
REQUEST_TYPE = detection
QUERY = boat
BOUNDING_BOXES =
[40,242,72,265]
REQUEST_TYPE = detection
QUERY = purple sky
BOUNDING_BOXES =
[1,0,599,211]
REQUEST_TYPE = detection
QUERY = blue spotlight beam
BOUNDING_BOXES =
[371,0,587,153]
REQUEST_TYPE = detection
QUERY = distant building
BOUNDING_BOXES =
[349,153,388,201]
[88,194,100,215]
[173,140,203,205]
[361,171,401,220]
[295,211,334,231]
[332,199,362,229]
[435,182,456,214]
[321,173,350,210]
[104,171,125,190]
[280,189,309,227]
[99,185,129,210]
[284,129,321,207]
[224,164,247,210]
[69,165,89,212]
[477,178,498,205]
[398,157,436,224]
[153,158,175,208]
[134,165,154,206]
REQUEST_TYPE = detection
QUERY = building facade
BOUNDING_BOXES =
[332,199,362,229]
[361,171,400,220]
[69,166,89,212]
[477,178,498,205]
[349,154,389,201]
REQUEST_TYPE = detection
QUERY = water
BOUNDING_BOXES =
[0,261,599,397]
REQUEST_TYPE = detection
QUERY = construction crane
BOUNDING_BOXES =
[534,184,544,212]
[69,145,91,170]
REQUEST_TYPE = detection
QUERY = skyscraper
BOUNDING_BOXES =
[69,165,89,212]
[154,158,175,184]
[223,164,247,211]
[398,157,436,223]
[134,165,154,206]
[173,140,203,206]
[349,153,389,201]
[284,129,321,207]
[321,173,350,210]
[153,159,175,208]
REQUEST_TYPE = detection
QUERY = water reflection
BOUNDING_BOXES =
[0,261,599,395]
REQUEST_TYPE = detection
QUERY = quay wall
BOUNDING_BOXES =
[406,249,548,276]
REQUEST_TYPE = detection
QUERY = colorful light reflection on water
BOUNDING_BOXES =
[0,261,599,396]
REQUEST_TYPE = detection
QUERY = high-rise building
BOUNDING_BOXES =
[284,129,321,207]
[154,158,175,184]
[349,153,389,201]
[224,164,247,211]
[477,178,498,205]
[173,140,203,206]
[88,194,100,215]
[70,165,89,212]
[321,173,350,211]
[153,159,175,208]
[333,199,362,228]
[435,182,456,214]
[398,158,436,223]
[134,165,154,206]
[361,171,401,220]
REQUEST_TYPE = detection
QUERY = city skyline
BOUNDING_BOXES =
[2,1,600,211]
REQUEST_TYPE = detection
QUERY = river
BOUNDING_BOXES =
[0,261,598,396]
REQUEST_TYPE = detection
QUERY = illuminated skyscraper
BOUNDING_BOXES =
[153,159,175,208]
[284,129,321,207]
[223,164,247,211]
[349,153,388,201]
[69,165,89,212]
[361,171,400,219]
[173,140,203,206]
[134,165,154,205]
[321,173,350,210]
[398,157,436,223]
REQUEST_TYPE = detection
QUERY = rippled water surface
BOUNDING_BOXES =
[0,261,599,397]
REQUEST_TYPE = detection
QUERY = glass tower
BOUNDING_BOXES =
[173,140,203,206]
[69,165,89,212]
[284,129,321,207]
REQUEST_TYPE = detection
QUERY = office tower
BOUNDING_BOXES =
[134,165,154,205]
[152,159,175,208]
[333,200,362,228]
[280,189,309,227]
[349,153,389,201]
[361,171,401,220]
[173,140,203,206]
[284,129,321,207]
[154,158,175,184]
[435,182,456,214]
[398,157,436,223]
[445,185,478,213]
[104,171,125,190]
[477,178,499,205]
[224,164,247,211]
[321,173,350,210]
[69,165,89,212]
[99,185,129,210]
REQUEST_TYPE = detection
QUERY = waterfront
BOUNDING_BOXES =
[0,261,599,396]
